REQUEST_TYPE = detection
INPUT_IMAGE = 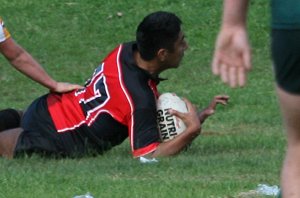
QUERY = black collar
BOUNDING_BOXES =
[129,42,167,84]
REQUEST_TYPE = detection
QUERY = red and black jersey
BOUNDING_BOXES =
[44,42,160,157]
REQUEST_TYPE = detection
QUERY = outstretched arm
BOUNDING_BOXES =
[151,98,201,157]
[212,0,251,87]
[148,95,229,158]
[0,38,83,93]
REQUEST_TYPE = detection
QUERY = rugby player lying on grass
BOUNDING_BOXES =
[0,11,228,159]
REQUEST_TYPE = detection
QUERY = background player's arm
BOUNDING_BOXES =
[212,0,251,87]
[151,98,201,157]
[0,38,83,93]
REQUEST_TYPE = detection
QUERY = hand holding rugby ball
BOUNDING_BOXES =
[156,93,188,142]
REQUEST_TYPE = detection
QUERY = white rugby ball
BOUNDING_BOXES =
[156,93,188,142]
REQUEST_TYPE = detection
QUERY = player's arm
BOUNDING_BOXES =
[198,95,229,124]
[212,0,251,87]
[151,98,201,157]
[0,38,83,93]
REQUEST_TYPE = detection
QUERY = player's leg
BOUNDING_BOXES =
[0,109,23,132]
[0,128,22,159]
[272,29,300,198]
[277,87,300,198]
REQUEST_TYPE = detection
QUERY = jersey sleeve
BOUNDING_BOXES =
[0,17,11,43]
[130,108,160,157]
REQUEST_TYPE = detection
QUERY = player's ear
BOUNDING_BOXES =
[157,48,168,62]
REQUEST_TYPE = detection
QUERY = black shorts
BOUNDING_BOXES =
[14,95,67,157]
[272,29,300,94]
[14,95,125,158]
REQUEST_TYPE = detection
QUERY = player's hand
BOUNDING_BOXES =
[198,95,229,123]
[212,26,251,87]
[205,95,229,116]
[51,82,84,93]
[169,98,201,134]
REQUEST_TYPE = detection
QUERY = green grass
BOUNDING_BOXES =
[0,0,283,198]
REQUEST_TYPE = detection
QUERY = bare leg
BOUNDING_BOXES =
[277,87,300,198]
[0,128,22,159]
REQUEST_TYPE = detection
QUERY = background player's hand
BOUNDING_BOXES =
[51,82,84,93]
[212,26,251,87]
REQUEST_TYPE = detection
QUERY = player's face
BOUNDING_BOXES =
[166,31,188,68]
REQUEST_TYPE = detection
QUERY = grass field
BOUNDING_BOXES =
[0,1,284,198]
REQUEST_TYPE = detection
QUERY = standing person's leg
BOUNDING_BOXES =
[0,128,22,158]
[272,29,300,198]
[277,87,300,198]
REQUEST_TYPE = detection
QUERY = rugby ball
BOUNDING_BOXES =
[156,93,188,142]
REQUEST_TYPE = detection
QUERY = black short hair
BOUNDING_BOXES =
[136,11,182,61]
